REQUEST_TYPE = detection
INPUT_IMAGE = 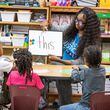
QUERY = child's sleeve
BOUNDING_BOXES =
[35,74,44,90]
[0,60,13,73]
[71,57,84,65]
[71,68,85,82]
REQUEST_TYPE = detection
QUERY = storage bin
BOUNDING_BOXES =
[12,37,25,46]
[17,12,32,22]
[0,11,15,22]
[0,37,12,46]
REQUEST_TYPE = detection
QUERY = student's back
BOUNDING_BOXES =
[79,66,105,106]
[6,49,44,90]
[60,45,106,110]
[6,49,46,109]
[6,70,44,90]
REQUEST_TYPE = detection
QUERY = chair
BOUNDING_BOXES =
[9,85,41,110]
[90,91,110,110]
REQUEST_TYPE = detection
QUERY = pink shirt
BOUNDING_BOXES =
[6,70,44,90]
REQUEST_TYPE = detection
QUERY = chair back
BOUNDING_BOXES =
[90,91,110,110]
[9,85,40,110]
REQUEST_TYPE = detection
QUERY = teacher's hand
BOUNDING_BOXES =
[48,55,61,62]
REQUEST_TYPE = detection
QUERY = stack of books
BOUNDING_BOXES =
[12,25,29,34]
[102,43,110,63]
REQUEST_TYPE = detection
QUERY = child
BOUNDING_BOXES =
[6,49,44,90]
[0,43,12,81]
[60,45,106,110]
[0,43,13,104]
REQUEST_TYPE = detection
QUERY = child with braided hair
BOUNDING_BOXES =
[6,49,44,90]
[6,49,46,109]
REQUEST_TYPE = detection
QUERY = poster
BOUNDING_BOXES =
[29,30,63,56]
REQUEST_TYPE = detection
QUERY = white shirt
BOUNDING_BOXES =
[0,57,13,79]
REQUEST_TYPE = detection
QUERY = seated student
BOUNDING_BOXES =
[6,49,44,108]
[0,43,13,103]
[60,45,106,110]
[0,43,13,80]
[6,49,44,89]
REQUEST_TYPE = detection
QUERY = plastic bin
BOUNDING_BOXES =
[0,11,15,22]
[17,12,32,22]
[12,37,25,46]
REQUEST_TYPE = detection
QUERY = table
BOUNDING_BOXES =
[33,64,110,99]
[33,64,72,78]
[33,64,110,78]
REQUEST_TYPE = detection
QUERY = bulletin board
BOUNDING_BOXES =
[29,30,63,56]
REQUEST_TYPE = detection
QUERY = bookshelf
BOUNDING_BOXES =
[2,46,27,49]
[0,21,48,26]
[1,6,110,64]
[0,6,49,20]
[0,6,49,60]
[49,6,110,18]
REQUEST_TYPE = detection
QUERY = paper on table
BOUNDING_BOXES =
[33,62,44,66]
[34,69,49,74]
[55,69,72,75]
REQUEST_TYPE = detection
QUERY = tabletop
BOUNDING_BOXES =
[33,64,73,78]
[33,64,110,78]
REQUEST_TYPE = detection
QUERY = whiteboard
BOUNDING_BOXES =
[29,30,63,56]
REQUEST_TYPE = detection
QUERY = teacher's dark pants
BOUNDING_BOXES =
[50,61,72,106]
[56,79,72,105]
